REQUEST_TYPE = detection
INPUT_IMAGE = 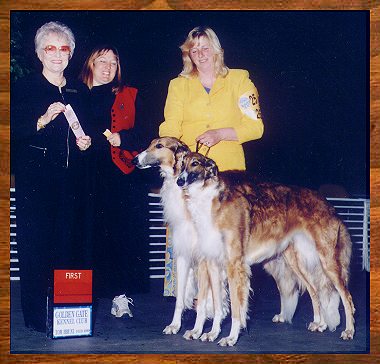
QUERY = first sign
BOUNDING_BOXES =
[54,270,92,304]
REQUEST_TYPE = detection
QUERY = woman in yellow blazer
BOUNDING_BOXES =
[159,26,264,171]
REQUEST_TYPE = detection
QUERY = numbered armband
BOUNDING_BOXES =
[238,90,262,120]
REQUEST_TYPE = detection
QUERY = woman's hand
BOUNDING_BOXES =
[107,132,121,147]
[45,102,66,122]
[76,135,92,151]
[37,102,66,130]
[196,128,237,147]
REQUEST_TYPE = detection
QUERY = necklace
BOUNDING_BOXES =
[57,77,66,89]
[58,78,67,105]
[43,70,66,88]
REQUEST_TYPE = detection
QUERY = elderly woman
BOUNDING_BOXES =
[159,26,264,171]
[80,45,150,317]
[11,21,93,332]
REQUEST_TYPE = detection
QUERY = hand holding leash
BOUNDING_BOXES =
[196,128,238,148]
[196,140,211,157]
[196,129,221,148]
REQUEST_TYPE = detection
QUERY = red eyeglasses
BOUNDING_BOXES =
[43,45,71,56]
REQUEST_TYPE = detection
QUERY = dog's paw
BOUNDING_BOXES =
[163,324,180,335]
[308,321,327,332]
[200,330,221,342]
[218,335,238,347]
[272,314,285,323]
[340,329,354,340]
[183,329,202,340]
[308,322,319,332]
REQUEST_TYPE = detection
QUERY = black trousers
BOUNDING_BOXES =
[92,163,150,298]
[15,154,93,332]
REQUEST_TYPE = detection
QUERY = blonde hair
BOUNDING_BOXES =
[79,45,123,94]
[179,26,228,78]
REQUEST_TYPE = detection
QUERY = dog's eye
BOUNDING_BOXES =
[191,161,199,167]
[156,143,163,149]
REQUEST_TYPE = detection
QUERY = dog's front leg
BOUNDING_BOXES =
[163,255,190,334]
[218,263,242,347]
[218,257,250,347]
[184,260,209,340]
[200,259,224,342]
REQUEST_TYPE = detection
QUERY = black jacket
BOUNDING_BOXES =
[11,73,92,170]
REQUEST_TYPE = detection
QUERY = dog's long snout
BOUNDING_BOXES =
[132,151,152,169]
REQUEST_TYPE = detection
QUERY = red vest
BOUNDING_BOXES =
[110,87,138,174]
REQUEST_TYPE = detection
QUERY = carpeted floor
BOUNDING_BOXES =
[10,266,369,354]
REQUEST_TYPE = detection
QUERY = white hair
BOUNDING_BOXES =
[34,21,75,57]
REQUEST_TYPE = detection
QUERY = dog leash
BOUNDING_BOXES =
[196,141,211,157]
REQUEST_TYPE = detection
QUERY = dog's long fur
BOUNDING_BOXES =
[177,152,355,346]
[133,137,229,340]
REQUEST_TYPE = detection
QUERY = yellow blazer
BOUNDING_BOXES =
[159,69,264,171]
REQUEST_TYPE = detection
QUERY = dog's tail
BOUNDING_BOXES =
[336,220,352,287]
[319,220,353,331]
[318,272,341,331]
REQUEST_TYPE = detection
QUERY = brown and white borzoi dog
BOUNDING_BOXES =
[177,152,355,346]
[132,137,229,340]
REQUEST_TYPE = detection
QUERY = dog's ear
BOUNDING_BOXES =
[204,158,218,179]
[172,141,190,175]
[167,140,189,155]
[174,141,190,158]
[176,144,190,155]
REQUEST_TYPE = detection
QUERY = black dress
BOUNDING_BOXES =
[11,73,94,332]
[88,83,150,298]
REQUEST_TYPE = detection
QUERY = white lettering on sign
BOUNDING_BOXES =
[65,272,82,279]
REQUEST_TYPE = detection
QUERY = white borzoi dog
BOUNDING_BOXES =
[132,137,229,340]
[177,152,355,346]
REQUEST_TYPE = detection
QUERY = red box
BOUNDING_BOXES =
[54,270,92,304]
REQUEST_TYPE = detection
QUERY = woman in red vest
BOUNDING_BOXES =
[80,45,150,317]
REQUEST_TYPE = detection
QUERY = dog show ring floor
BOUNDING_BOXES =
[10,266,369,354]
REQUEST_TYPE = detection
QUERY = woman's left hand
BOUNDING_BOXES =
[196,129,222,147]
[107,132,121,147]
[76,135,92,151]
[196,128,238,147]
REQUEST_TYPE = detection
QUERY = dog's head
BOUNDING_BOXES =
[132,137,190,176]
[177,152,218,188]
